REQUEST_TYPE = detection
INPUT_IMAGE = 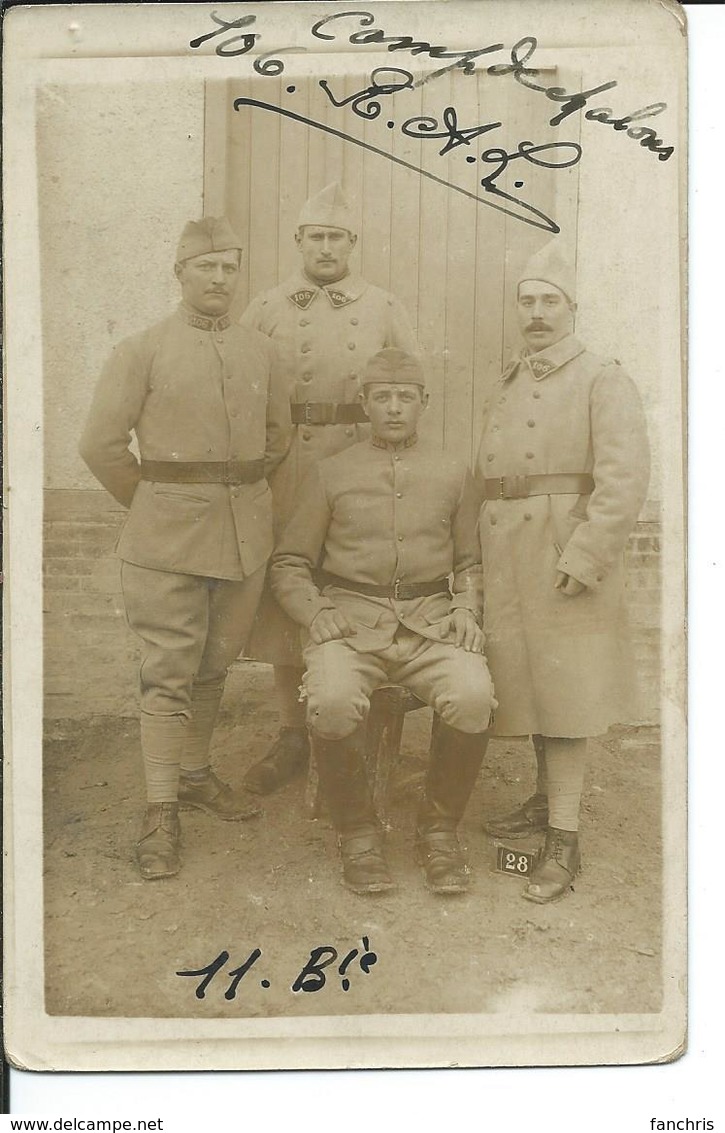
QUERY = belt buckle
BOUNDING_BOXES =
[393,578,402,600]
[223,459,237,485]
[501,475,529,499]
[303,402,312,425]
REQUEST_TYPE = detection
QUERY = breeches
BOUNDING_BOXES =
[121,561,266,716]
[302,628,495,739]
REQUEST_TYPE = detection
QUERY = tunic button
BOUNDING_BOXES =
[231,488,239,498]
[299,318,309,326]
[499,396,507,404]
[349,371,358,380]
[302,431,312,441]
[527,419,536,428]
[489,514,497,526]
[398,535,404,541]
[229,408,238,418]
[350,317,359,325]
[348,342,356,350]
[394,455,401,462]
[524,512,532,521]
[533,391,541,399]
[486,454,495,462]
[526,452,535,459]
[301,343,311,353]
[345,428,354,437]
[492,425,499,432]
[215,334,224,344]
[302,373,313,383]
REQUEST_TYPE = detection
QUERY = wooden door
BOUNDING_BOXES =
[205,61,581,461]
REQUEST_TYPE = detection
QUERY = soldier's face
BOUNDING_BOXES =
[517,280,575,351]
[296,226,357,285]
[175,250,241,316]
[362,383,428,442]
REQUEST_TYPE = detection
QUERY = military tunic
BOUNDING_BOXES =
[475,333,650,738]
[271,436,495,738]
[241,270,417,665]
[79,305,291,715]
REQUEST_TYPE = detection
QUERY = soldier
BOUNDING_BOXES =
[270,348,495,896]
[476,241,650,903]
[240,183,418,796]
[79,217,291,880]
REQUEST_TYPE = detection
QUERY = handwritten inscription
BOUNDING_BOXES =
[189,9,674,234]
[234,88,581,234]
[176,937,378,1000]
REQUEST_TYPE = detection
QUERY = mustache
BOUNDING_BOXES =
[528,322,552,332]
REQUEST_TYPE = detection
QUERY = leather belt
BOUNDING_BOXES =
[320,571,450,601]
[140,459,265,485]
[291,402,368,426]
[483,473,594,500]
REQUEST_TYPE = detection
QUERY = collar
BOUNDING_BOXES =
[177,304,232,333]
[371,432,419,452]
[514,334,586,381]
[286,271,367,311]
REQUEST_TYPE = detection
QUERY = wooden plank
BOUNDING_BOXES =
[389,70,422,344]
[278,77,309,282]
[306,74,331,200]
[441,69,479,458]
[360,64,394,293]
[472,72,508,461]
[248,76,281,299]
[225,76,252,316]
[414,73,450,450]
[341,72,365,239]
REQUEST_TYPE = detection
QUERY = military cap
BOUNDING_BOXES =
[363,348,426,389]
[518,240,576,303]
[298,183,356,233]
[176,217,242,263]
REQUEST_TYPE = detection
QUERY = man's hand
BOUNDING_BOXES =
[555,571,587,597]
[443,608,484,653]
[308,607,357,645]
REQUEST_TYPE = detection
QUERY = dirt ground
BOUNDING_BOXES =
[43,662,662,1020]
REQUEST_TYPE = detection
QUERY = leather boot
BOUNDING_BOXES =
[416,720,488,894]
[483,793,549,839]
[312,728,396,895]
[135,803,181,880]
[523,827,580,904]
[243,727,310,794]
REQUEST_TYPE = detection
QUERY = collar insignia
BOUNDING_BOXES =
[528,357,555,378]
[180,308,231,332]
[326,288,353,308]
[289,289,316,310]
[371,432,419,451]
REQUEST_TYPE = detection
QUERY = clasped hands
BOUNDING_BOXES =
[308,605,484,652]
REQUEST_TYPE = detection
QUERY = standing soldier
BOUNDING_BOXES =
[79,217,291,880]
[476,241,650,903]
[240,182,418,795]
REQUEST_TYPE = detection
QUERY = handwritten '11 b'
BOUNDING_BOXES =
[176,938,378,998]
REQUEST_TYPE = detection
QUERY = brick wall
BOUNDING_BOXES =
[43,489,662,724]
[44,490,140,720]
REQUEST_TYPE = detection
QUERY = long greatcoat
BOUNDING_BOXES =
[475,333,650,737]
[241,269,417,663]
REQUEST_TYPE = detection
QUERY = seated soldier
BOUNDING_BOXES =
[270,348,496,896]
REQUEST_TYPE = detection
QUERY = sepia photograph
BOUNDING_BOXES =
[3,0,686,1071]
